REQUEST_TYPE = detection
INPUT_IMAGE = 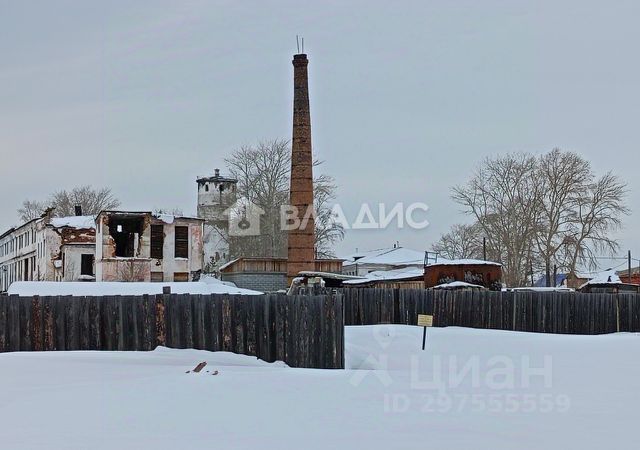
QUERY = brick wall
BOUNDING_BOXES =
[221,272,288,292]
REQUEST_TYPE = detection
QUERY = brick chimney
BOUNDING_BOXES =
[287,53,316,282]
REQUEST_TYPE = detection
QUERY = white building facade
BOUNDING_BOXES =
[0,214,96,293]
[196,169,237,273]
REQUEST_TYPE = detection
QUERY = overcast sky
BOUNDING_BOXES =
[1,0,638,267]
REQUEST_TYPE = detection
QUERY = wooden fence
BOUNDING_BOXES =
[342,288,640,334]
[0,293,344,369]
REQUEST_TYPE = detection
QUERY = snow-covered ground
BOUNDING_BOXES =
[1,326,639,449]
[7,279,262,296]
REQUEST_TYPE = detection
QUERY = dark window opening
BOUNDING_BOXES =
[150,272,164,282]
[150,225,164,259]
[174,272,189,282]
[81,254,94,276]
[108,217,145,257]
[205,184,209,192]
[175,226,189,259]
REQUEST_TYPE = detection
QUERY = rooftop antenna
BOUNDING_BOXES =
[302,37,304,53]
[296,35,300,53]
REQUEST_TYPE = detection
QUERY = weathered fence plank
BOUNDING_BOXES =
[0,293,344,369]
[341,288,639,335]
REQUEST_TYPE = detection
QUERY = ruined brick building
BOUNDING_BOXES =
[0,210,96,292]
[95,211,204,282]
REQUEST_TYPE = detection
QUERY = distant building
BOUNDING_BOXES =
[563,272,592,289]
[0,218,39,291]
[578,269,639,293]
[220,257,343,292]
[40,216,96,283]
[196,169,238,273]
[424,259,503,291]
[342,246,425,277]
[534,272,595,289]
[342,266,424,289]
[617,266,640,285]
[0,210,96,293]
[534,273,569,288]
[95,211,203,282]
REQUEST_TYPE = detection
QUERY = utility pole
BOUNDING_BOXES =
[629,250,632,284]
[483,237,487,261]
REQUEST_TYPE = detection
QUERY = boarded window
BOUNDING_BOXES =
[175,226,189,259]
[150,225,164,259]
[81,254,94,276]
[173,272,189,282]
[150,271,164,282]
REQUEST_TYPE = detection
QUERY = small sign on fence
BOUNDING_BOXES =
[418,314,433,350]
[417,314,433,327]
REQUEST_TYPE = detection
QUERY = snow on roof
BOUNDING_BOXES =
[343,267,424,285]
[341,247,394,263]
[218,258,240,272]
[298,271,364,281]
[7,281,262,297]
[152,213,202,224]
[505,287,575,292]
[433,281,485,290]
[342,247,425,267]
[154,213,175,224]
[49,216,96,229]
[429,258,502,267]
[579,269,622,289]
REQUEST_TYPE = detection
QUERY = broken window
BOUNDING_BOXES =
[108,216,145,257]
[150,225,164,259]
[175,226,189,258]
[81,254,94,276]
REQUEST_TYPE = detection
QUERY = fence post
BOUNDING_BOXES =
[512,293,517,331]
[616,295,620,333]
[156,287,169,347]
[32,295,42,351]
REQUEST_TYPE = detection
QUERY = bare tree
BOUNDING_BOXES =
[50,186,120,216]
[449,149,628,287]
[19,186,120,222]
[17,200,47,222]
[431,223,484,260]
[225,139,290,257]
[564,172,628,274]
[452,153,543,286]
[314,173,345,258]
[535,149,591,285]
[224,139,343,259]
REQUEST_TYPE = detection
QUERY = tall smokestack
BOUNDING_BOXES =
[287,53,316,282]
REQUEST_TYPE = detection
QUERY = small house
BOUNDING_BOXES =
[424,259,502,291]
[578,270,639,293]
